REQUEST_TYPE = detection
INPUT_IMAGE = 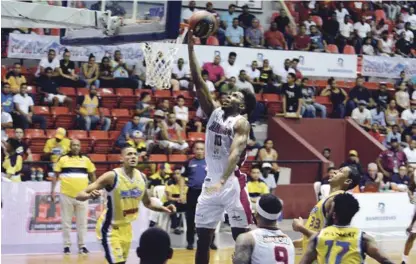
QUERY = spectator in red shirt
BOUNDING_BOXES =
[377,138,407,183]
[368,123,383,143]
[202,56,226,88]
[293,25,311,51]
[264,22,287,50]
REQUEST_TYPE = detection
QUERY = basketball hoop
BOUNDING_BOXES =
[141,23,188,89]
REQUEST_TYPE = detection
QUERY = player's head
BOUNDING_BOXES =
[137,227,173,264]
[222,88,256,118]
[328,166,360,191]
[255,194,283,226]
[70,139,81,155]
[327,193,360,226]
[121,146,139,168]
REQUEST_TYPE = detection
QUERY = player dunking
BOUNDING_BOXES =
[76,146,176,264]
[296,193,394,264]
[188,29,257,264]
[233,194,295,264]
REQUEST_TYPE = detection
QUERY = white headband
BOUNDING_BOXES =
[256,198,281,221]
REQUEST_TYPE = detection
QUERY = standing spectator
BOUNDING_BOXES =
[4,63,26,94]
[173,96,189,132]
[321,78,347,118]
[335,2,350,24]
[58,49,86,88]
[98,56,116,88]
[354,16,371,40]
[220,4,238,28]
[81,54,100,88]
[322,13,340,44]
[340,150,364,176]
[43,128,71,178]
[181,1,198,24]
[51,139,95,255]
[159,112,189,154]
[1,83,14,114]
[111,50,137,89]
[391,165,411,192]
[135,92,154,124]
[404,139,416,165]
[235,70,254,93]
[274,9,292,48]
[351,100,372,130]
[13,83,46,129]
[377,138,407,181]
[293,25,311,51]
[221,52,239,80]
[264,22,287,50]
[2,138,23,182]
[172,58,191,89]
[377,30,395,56]
[225,18,244,47]
[339,15,354,51]
[76,85,111,131]
[402,101,416,127]
[38,68,73,111]
[245,18,264,48]
[384,2,401,21]
[309,25,327,52]
[281,73,302,117]
[180,142,216,250]
[304,14,317,35]
[238,5,256,29]
[202,55,226,88]
[35,49,60,78]
[300,78,327,118]
[347,76,374,115]
[385,99,400,127]
[373,82,391,107]
[247,166,269,207]
[116,115,145,148]
[396,82,410,112]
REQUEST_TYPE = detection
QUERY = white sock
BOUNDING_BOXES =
[402,254,408,263]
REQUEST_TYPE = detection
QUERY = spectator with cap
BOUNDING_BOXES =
[359,163,386,192]
[43,128,71,178]
[225,18,244,47]
[116,115,145,148]
[136,227,173,264]
[340,150,364,176]
[403,139,416,165]
[245,18,264,48]
[313,167,334,201]
[396,81,410,112]
[347,76,375,116]
[351,100,372,130]
[377,138,407,181]
[221,4,238,28]
[401,100,416,127]
[261,162,277,193]
[238,4,256,29]
[391,165,411,192]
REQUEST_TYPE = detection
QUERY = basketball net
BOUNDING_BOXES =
[141,23,188,89]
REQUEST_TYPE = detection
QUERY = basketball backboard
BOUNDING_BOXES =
[60,0,182,45]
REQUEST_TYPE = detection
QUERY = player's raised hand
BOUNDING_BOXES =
[292,217,304,232]
[187,30,197,49]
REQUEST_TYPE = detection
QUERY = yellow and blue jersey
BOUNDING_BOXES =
[315,225,365,264]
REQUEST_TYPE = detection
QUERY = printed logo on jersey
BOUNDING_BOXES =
[120,188,143,199]
[310,206,318,215]
[208,121,232,136]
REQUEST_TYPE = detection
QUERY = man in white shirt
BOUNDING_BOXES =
[278,59,295,84]
[353,16,371,39]
[35,49,60,77]
[235,70,255,94]
[221,52,240,80]
[404,22,415,42]
[403,139,416,165]
[172,58,191,89]
[335,3,349,24]
[351,100,372,129]
[1,107,13,143]
[181,0,198,24]
[401,101,416,127]
[13,84,46,129]
[225,18,244,46]
[340,15,354,38]
[405,7,416,30]
[304,14,316,35]
[133,59,146,88]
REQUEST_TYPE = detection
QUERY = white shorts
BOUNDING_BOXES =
[195,172,252,229]
[46,94,67,103]
[159,140,189,151]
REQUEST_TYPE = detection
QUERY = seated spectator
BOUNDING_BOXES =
[385,99,400,127]
[352,100,372,130]
[323,148,335,167]
[1,107,13,143]
[258,59,275,93]
[368,123,383,142]
[215,21,227,46]
[76,85,111,131]
[245,18,264,48]
[395,32,412,58]
[157,98,171,117]
[403,139,416,165]
[373,82,391,107]
[291,59,303,80]
[304,14,317,35]
[135,92,154,124]
[2,138,23,182]
[354,16,371,40]
[386,124,402,146]
[1,83,14,114]
[247,166,269,207]
[116,115,145,148]
[264,22,286,50]
[257,139,279,174]
[133,60,147,89]
[347,76,375,115]
[403,22,415,43]
[359,163,386,191]
[377,30,395,56]
[147,163,172,190]
[300,78,327,118]
[43,128,70,178]
[159,112,189,154]
[126,130,147,158]
[377,138,407,183]
[281,73,302,117]
[193,70,215,93]
[309,25,327,52]
[395,70,409,89]
[220,4,238,28]
[372,19,388,40]
[401,100,416,127]
[313,167,334,201]
[38,67,73,111]
[225,18,244,47]
[14,128,32,161]
[111,50,138,89]
[202,55,226,88]
[13,83,46,130]
[260,163,277,193]
[58,49,86,88]
[99,56,116,88]
[221,52,239,81]
[395,82,410,112]
[391,165,411,192]
[235,70,254,93]
[81,54,100,88]
[370,104,387,133]
[4,63,26,94]
[172,58,191,90]
[321,78,347,118]
[246,61,262,93]
[277,59,295,84]
[362,37,375,55]
[35,49,60,79]
[341,150,364,176]
[219,77,237,93]
[404,7,416,30]
[173,96,189,132]
[205,1,216,14]
[238,4,256,30]
[293,25,311,51]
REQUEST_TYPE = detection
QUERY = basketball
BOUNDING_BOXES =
[189,11,218,38]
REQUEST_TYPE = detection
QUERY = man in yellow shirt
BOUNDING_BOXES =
[43,127,71,178]
[2,138,23,182]
[4,63,26,94]
[51,139,96,255]
[247,166,269,206]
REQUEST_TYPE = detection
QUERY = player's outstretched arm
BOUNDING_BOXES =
[292,217,317,239]
[188,29,216,117]
[220,118,250,184]
[363,233,394,264]
[76,171,116,201]
[142,189,176,213]
[232,232,254,264]
[299,234,318,264]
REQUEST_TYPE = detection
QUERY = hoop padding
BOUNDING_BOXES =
[141,26,188,89]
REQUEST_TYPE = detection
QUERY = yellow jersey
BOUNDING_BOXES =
[100,167,146,226]
[43,138,71,163]
[315,225,364,264]
[2,154,23,182]
[79,94,99,116]
[247,180,269,198]
[162,179,187,203]
[303,190,345,251]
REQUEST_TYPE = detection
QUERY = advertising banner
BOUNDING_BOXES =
[8,33,358,78]
[362,55,416,79]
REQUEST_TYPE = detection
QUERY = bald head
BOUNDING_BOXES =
[70,139,81,155]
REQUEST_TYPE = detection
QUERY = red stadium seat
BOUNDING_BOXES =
[343,45,356,54]
[5,128,14,139]
[99,107,111,117]
[98,88,118,108]
[173,90,193,107]
[68,130,91,152]
[311,15,323,27]
[33,106,54,128]
[262,94,282,115]
[107,154,122,169]
[375,9,386,22]
[89,131,112,154]
[326,44,339,53]
[116,88,136,108]
[154,90,171,99]
[31,153,42,162]
[255,94,264,103]
[88,154,108,175]
[188,132,205,142]
[111,109,131,131]
[25,129,47,153]
[149,154,168,163]
[59,87,76,96]
[51,107,75,129]
[77,88,89,96]
[168,154,188,163]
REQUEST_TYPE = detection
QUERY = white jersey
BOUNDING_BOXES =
[205,108,246,185]
[250,228,295,264]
